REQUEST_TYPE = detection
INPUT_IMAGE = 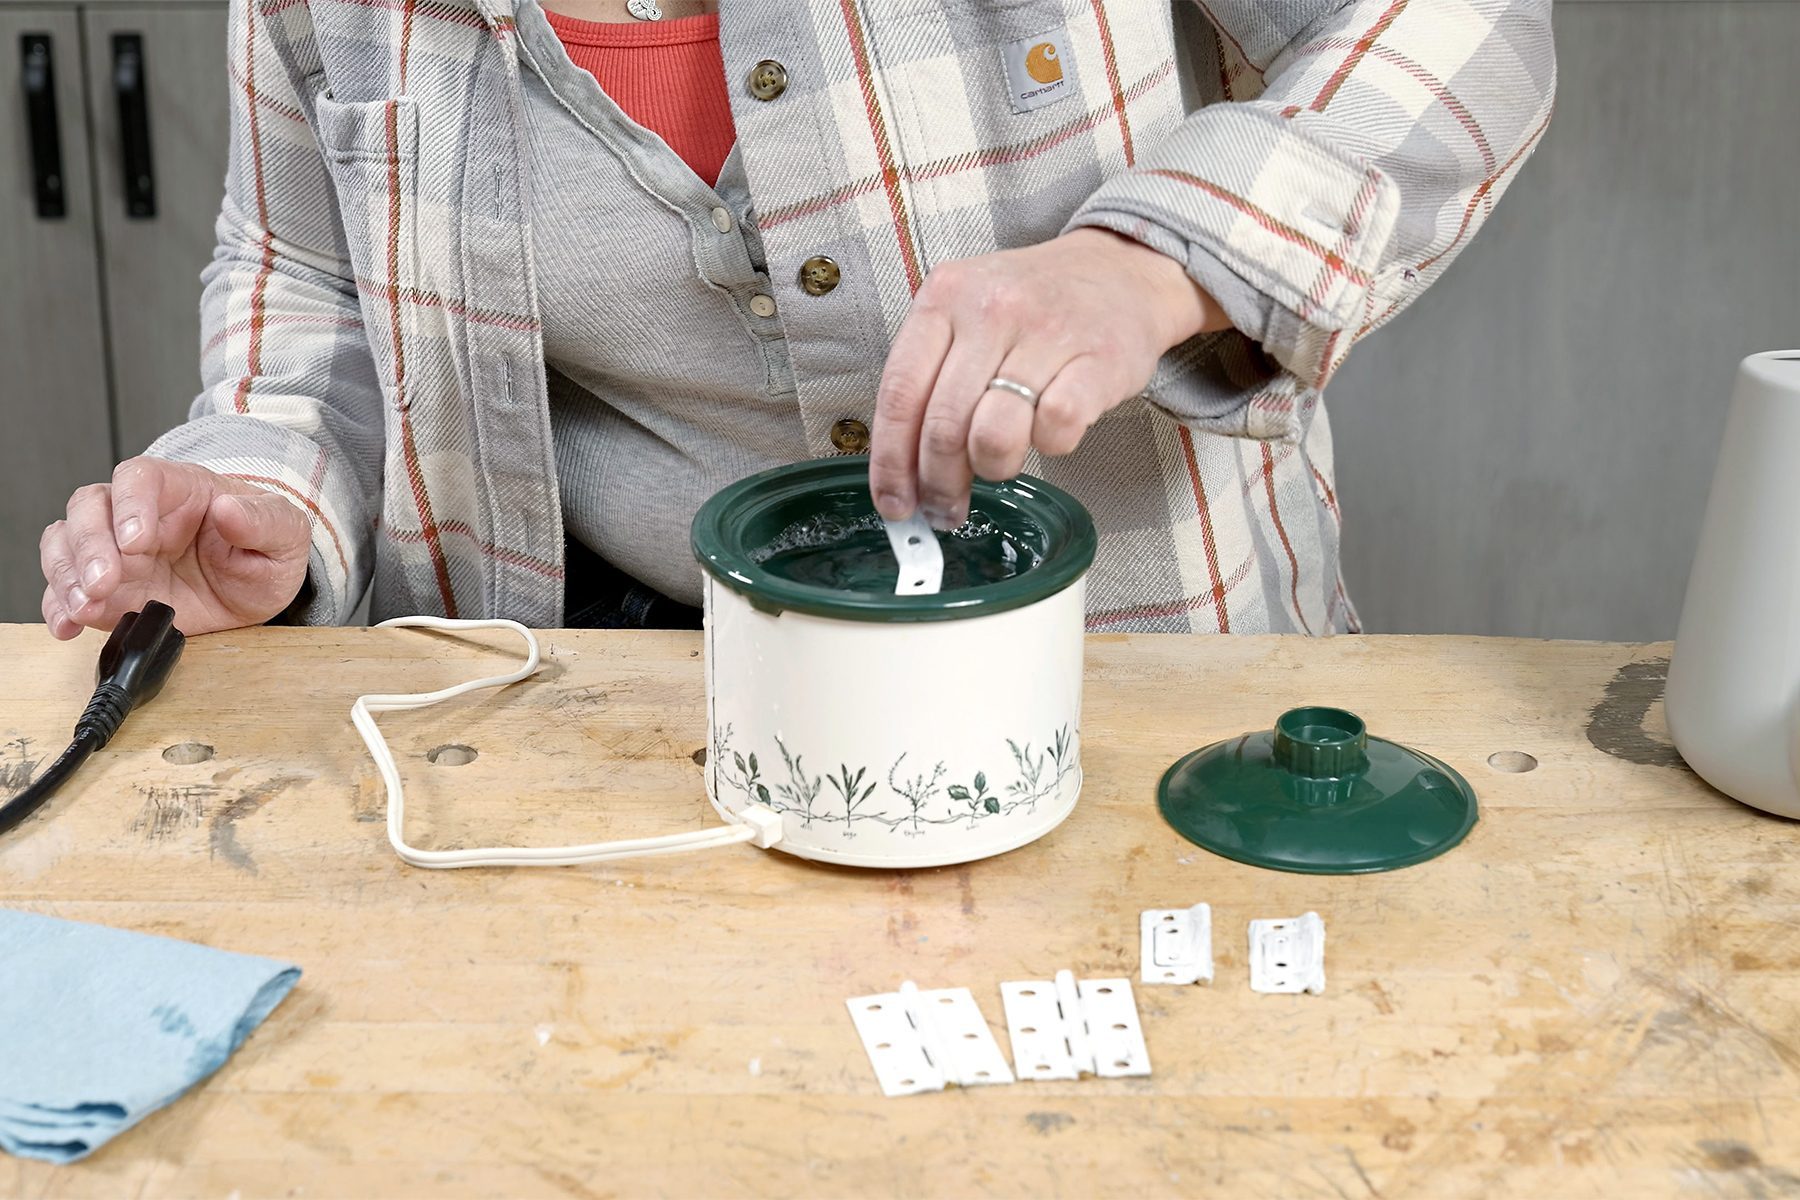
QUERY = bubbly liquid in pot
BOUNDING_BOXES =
[751,511,1041,593]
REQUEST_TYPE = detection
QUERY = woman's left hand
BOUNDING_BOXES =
[869,227,1232,528]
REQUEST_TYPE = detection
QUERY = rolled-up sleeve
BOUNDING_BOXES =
[1068,0,1556,403]
[144,0,384,625]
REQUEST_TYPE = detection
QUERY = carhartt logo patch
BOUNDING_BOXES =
[1003,28,1075,113]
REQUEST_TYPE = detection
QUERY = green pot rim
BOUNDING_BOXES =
[690,459,1096,622]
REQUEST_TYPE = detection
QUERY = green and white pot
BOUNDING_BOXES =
[691,459,1096,868]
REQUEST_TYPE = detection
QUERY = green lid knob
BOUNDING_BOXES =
[1271,706,1370,779]
[1157,707,1478,875]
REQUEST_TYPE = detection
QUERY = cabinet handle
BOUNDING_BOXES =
[111,33,156,218]
[20,34,66,220]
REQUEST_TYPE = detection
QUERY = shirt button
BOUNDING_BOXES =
[831,418,871,453]
[748,60,788,101]
[710,207,733,233]
[800,255,841,296]
[749,293,777,318]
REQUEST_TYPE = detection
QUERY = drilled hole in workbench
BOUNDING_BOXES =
[1487,750,1538,774]
[162,742,213,765]
[427,744,479,766]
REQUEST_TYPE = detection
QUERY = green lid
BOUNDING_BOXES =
[1157,706,1478,874]
[691,459,1096,622]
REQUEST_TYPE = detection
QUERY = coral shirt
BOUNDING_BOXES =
[541,10,737,187]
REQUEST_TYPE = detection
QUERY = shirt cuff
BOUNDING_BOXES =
[1065,103,1402,391]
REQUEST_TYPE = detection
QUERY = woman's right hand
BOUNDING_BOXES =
[40,457,312,640]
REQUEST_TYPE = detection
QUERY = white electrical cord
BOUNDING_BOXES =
[352,615,783,868]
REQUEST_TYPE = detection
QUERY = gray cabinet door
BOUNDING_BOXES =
[0,10,113,623]
[83,3,229,459]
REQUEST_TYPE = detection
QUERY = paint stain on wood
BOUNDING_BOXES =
[0,737,41,796]
[956,865,976,915]
[351,774,384,823]
[1585,657,1684,768]
[209,775,307,873]
[1699,1140,1761,1170]
[1025,1111,1075,1135]
[129,784,215,840]
[1360,979,1397,1015]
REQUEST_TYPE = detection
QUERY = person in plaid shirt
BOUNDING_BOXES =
[39,0,1554,637]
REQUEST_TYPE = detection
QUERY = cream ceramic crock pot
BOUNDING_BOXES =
[691,459,1096,868]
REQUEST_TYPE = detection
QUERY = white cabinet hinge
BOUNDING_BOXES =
[1141,903,1213,985]
[1000,969,1151,1080]
[846,981,1013,1096]
[1248,912,1326,995]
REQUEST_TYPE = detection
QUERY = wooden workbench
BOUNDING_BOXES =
[1,627,1795,1198]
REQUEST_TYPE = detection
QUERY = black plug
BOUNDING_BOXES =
[77,601,187,750]
[0,602,186,837]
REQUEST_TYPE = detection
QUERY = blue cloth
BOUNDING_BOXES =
[0,909,300,1163]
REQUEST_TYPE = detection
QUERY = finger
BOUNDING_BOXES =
[1032,354,1118,457]
[915,335,1006,529]
[209,491,310,557]
[42,585,81,641]
[39,521,89,622]
[968,354,1064,483]
[111,456,205,557]
[870,305,953,520]
[63,483,124,604]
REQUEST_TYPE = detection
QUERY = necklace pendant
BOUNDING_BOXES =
[625,0,662,18]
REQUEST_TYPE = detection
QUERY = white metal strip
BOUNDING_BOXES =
[847,988,945,1096]
[1000,978,1080,1081]
[882,513,943,596]
[1141,904,1214,985]
[1077,978,1152,1078]
[1248,912,1327,995]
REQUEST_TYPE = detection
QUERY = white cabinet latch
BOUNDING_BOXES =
[1248,912,1326,995]
[1141,903,1213,985]
[1000,969,1151,1080]
[846,981,1014,1096]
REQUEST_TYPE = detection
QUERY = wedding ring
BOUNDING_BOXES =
[987,377,1038,406]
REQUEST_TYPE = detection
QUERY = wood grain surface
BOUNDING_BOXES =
[1,626,1795,1198]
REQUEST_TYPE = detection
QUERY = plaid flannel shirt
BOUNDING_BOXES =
[150,0,1555,631]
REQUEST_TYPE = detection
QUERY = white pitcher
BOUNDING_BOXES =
[1666,351,1800,819]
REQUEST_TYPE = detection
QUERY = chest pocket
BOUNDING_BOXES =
[310,92,421,393]
[852,0,1176,266]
